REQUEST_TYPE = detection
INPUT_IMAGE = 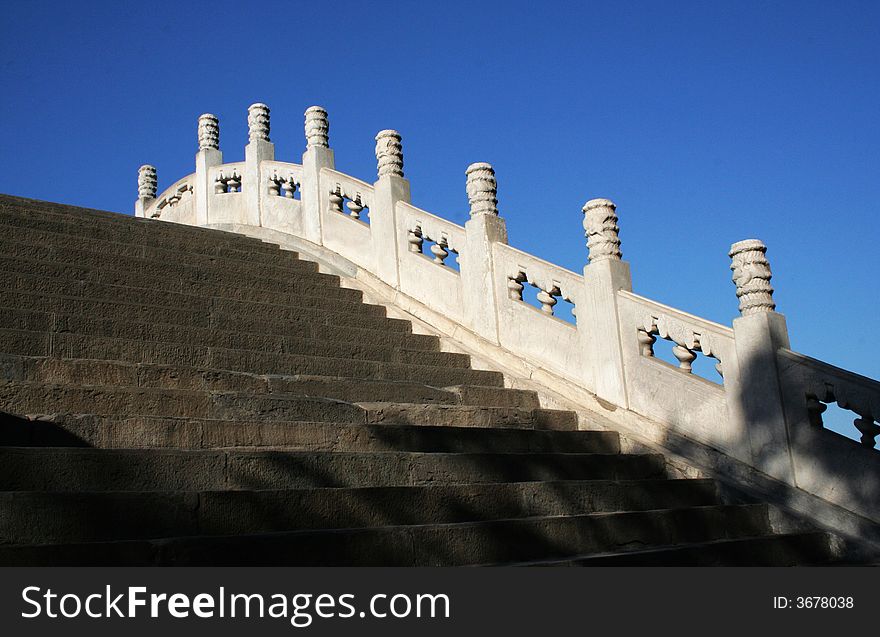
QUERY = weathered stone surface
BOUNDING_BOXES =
[0,506,813,567]
[0,194,852,565]
[551,533,833,566]
[0,480,718,544]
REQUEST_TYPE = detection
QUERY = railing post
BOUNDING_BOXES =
[244,103,274,227]
[300,106,334,245]
[579,198,631,407]
[194,113,222,226]
[371,130,410,288]
[728,239,795,482]
[134,165,157,218]
[462,162,507,343]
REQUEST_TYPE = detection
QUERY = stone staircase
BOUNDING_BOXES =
[0,194,840,565]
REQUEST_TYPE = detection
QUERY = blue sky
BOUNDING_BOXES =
[1,0,878,386]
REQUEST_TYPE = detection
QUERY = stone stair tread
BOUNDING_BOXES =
[0,480,722,544]
[0,447,668,492]
[0,270,384,318]
[510,532,835,566]
[0,195,278,246]
[0,360,535,407]
[2,358,527,405]
[0,207,283,253]
[0,252,360,300]
[0,289,411,333]
[0,312,440,353]
[0,219,296,266]
[0,316,448,361]
[1,327,438,362]
[0,208,293,257]
[0,384,567,431]
[0,336,502,386]
[357,402,576,429]
[0,381,559,423]
[0,413,605,451]
[0,291,415,333]
[0,505,772,566]
[0,240,323,283]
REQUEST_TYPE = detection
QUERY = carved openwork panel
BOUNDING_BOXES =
[402,210,463,271]
[146,176,195,218]
[329,182,371,223]
[505,267,578,322]
[802,371,880,449]
[637,311,724,381]
[268,171,301,199]
[212,164,244,194]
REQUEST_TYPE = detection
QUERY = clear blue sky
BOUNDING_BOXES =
[1,0,878,383]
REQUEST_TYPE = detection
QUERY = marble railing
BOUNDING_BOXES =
[135,103,880,539]
[493,243,583,383]
[396,201,466,324]
[617,292,737,454]
[141,174,195,219]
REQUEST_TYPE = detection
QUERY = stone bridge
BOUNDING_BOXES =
[138,103,880,549]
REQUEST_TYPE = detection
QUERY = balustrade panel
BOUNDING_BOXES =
[617,291,737,455]
[493,243,585,384]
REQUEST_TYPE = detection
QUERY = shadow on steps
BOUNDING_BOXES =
[0,411,91,447]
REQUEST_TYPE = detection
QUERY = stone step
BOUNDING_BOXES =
[0,200,285,256]
[0,215,294,267]
[0,381,365,422]
[0,381,569,429]
[209,308,414,336]
[0,245,360,301]
[0,195,281,250]
[0,230,322,278]
[1,357,533,407]
[0,332,499,386]
[0,291,414,335]
[0,308,439,353]
[529,532,834,566]
[0,413,612,451]
[360,402,576,429]
[1,328,468,371]
[0,448,667,492]
[0,480,720,544]
[2,310,445,360]
[0,208,293,262]
[0,290,412,333]
[0,271,380,319]
[446,384,539,409]
[0,195,147,221]
[0,505,769,566]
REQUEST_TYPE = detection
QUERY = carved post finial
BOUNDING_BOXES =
[375,130,404,178]
[137,165,157,199]
[305,106,329,148]
[729,239,776,315]
[247,103,270,142]
[198,113,220,150]
[582,198,622,263]
[466,162,498,216]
